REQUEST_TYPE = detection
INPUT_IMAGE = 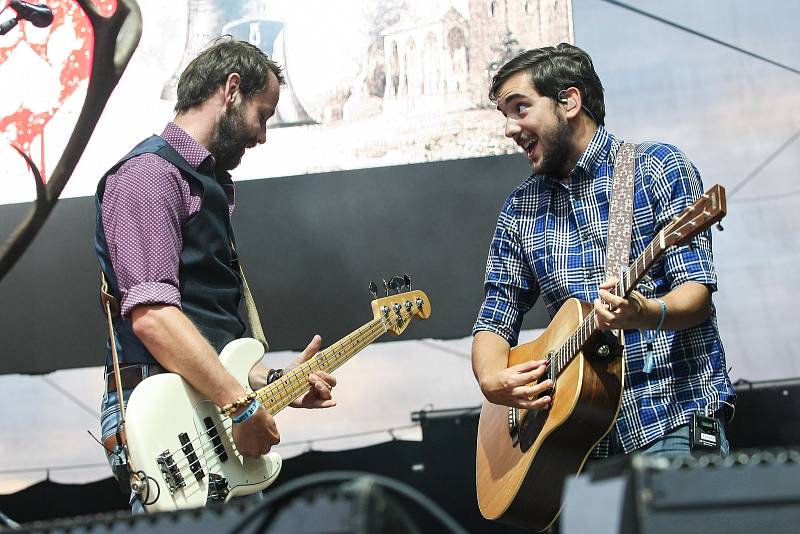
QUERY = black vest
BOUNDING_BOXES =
[95,135,246,370]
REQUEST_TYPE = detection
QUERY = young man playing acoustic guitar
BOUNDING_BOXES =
[472,43,735,461]
[96,38,337,511]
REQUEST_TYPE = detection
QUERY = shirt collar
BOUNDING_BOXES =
[161,122,216,171]
[573,125,615,178]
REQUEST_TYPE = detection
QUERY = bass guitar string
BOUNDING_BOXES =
[551,207,706,375]
[165,315,392,476]
[162,316,391,481]
[162,305,420,482]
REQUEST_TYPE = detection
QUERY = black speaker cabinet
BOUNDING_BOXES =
[727,378,800,448]
[562,448,800,534]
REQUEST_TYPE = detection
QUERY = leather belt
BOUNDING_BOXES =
[105,364,165,394]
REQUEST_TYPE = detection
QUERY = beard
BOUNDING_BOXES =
[534,113,573,179]
[208,102,256,173]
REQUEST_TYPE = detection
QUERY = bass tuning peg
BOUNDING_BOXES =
[388,276,404,294]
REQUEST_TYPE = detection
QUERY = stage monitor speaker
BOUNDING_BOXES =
[727,378,800,448]
[12,471,467,534]
[562,448,800,534]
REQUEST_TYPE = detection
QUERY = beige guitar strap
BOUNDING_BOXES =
[604,143,636,308]
[237,263,270,352]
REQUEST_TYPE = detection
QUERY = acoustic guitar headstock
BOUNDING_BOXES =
[662,184,727,249]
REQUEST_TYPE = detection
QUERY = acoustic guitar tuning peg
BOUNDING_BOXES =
[369,281,378,299]
[403,274,412,290]
[382,278,390,296]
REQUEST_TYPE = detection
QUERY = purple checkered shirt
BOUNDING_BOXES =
[101,122,235,319]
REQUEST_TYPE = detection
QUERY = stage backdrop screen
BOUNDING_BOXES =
[0,0,574,204]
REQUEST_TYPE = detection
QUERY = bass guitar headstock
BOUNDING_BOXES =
[369,275,431,335]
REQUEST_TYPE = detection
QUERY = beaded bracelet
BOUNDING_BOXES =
[231,398,261,424]
[642,298,667,374]
[220,391,257,417]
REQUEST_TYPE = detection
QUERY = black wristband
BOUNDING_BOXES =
[266,368,284,385]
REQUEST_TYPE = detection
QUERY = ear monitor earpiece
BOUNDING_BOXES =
[557,90,577,111]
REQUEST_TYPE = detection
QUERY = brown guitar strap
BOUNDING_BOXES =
[100,271,127,424]
[98,251,270,418]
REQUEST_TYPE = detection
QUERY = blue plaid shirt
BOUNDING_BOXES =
[474,126,735,455]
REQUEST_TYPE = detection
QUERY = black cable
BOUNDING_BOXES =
[225,471,469,534]
[597,0,800,77]
[727,129,800,198]
[41,375,98,417]
[136,470,160,506]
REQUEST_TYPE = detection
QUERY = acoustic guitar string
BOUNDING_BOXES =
[551,197,714,375]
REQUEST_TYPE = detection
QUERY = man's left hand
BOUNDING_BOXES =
[594,277,654,331]
[286,334,337,409]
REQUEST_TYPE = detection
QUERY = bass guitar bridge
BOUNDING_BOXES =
[156,450,185,493]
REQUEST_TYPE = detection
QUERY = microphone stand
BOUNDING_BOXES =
[0,16,20,35]
[0,508,20,529]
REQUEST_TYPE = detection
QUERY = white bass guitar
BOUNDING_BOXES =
[123,288,431,512]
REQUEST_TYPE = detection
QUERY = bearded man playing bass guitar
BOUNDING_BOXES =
[96,39,337,512]
[472,43,735,488]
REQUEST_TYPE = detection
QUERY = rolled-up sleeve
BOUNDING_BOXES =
[101,154,187,319]
[473,194,539,346]
[647,146,717,292]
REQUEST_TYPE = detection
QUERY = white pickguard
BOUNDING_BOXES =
[124,338,282,512]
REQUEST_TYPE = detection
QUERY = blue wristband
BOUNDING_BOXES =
[642,298,667,374]
[231,398,261,424]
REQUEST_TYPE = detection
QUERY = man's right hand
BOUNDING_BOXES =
[231,407,280,458]
[130,304,281,457]
[479,359,553,410]
[472,331,553,411]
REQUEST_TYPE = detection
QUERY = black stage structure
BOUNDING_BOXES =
[1,378,799,533]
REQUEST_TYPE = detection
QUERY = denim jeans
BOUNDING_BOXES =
[607,419,730,458]
[100,388,147,513]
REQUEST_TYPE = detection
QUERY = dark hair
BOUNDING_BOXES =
[174,37,286,113]
[489,43,605,126]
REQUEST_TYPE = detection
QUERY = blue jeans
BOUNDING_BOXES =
[100,388,147,514]
[607,420,729,458]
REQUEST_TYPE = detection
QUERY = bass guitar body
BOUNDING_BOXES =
[476,298,624,531]
[124,339,282,512]
[122,287,432,513]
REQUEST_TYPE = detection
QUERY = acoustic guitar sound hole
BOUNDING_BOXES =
[518,353,555,452]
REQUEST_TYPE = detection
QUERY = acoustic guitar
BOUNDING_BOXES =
[476,185,727,531]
